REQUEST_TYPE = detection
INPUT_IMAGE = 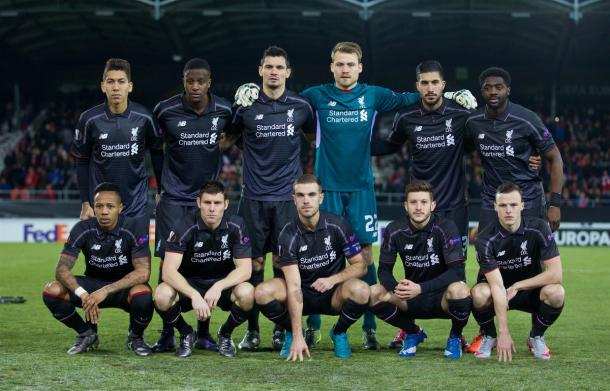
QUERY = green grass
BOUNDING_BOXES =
[1,244,609,390]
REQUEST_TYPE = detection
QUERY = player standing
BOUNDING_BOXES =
[72,58,162,228]
[226,46,316,351]
[471,182,564,361]
[42,183,154,356]
[465,67,564,232]
[151,58,233,353]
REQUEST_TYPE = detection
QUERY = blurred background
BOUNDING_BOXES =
[1,0,609,244]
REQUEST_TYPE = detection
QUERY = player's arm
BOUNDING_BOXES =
[75,158,93,220]
[282,263,310,361]
[163,251,211,319]
[485,268,515,362]
[543,146,564,231]
[55,253,81,293]
[220,132,241,151]
[417,261,465,294]
[311,252,367,293]
[205,257,252,308]
[506,257,562,300]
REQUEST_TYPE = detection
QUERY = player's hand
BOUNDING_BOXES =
[395,279,421,300]
[82,289,107,324]
[444,90,478,110]
[234,83,260,107]
[496,332,515,362]
[528,154,542,171]
[286,332,310,362]
[80,202,94,221]
[192,293,211,320]
[203,284,222,309]
[547,207,560,232]
[155,193,161,206]
[311,277,336,293]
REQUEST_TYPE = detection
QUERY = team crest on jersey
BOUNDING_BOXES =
[211,117,219,131]
[287,108,295,123]
[114,238,123,253]
[445,118,453,132]
[427,238,434,252]
[221,234,229,249]
[131,127,139,141]
[520,240,528,255]
[358,96,365,109]
[324,235,332,251]
[414,126,423,132]
[505,129,514,143]
[328,100,337,107]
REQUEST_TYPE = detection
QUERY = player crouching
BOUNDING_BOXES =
[153,181,254,358]
[42,183,154,356]
[471,182,565,361]
[370,181,472,359]
[255,175,370,360]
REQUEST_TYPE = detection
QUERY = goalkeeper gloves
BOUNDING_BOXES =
[234,83,260,107]
[444,90,478,110]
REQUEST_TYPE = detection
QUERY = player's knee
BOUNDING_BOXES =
[369,283,388,305]
[153,284,175,311]
[234,282,255,307]
[541,284,565,307]
[42,281,65,297]
[254,281,275,305]
[446,281,470,300]
[346,279,370,303]
[471,283,492,309]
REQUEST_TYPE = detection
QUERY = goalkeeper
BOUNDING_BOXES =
[235,41,477,350]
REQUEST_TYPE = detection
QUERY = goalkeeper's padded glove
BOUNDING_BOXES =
[234,83,260,107]
[444,90,478,110]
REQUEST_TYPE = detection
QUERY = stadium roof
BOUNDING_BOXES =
[1,0,609,98]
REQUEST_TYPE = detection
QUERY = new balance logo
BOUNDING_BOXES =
[91,244,101,250]
[194,241,203,248]
[415,126,423,132]
[404,244,413,250]
[478,133,485,139]
[328,101,337,107]
[255,114,264,120]
[299,244,308,252]
[497,250,506,257]
[99,133,108,139]
[178,121,187,127]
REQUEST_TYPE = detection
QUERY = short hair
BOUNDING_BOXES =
[331,42,362,62]
[94,182,122,201]
[103,58,131,81]
[183,58,211,75]
[293,174,322,192]
[260,46,290,68]
[415,60,444,81]
[404,180,435,201]
[198,180,226,199]
[496,182,522,199]
[479,67,511,87]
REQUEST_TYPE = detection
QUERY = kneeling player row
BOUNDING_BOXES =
[42,177,564,362]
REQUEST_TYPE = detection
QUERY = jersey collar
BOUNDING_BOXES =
[408,213,436,233]
[104,100,132,118]
[259,90,288,103]
[497,216,526,237]
[196,213,229,233]
[180,92,216,116]
[296,212,328,233]
[95,214,124,237]
[484,101,512,121]
[419,99,447,116]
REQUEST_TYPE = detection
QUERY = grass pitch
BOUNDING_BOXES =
[1,243,609,390]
